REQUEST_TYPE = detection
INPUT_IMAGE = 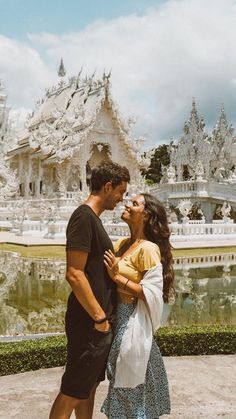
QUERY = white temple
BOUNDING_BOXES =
[0,68,236,240]
[151,99,236,226]
[0,79,11,154]
[0,80,18,200]
[169,99,236,182]
[7,61,144,199]
[0,62,149,237]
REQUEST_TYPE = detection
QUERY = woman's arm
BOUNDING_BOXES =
[104,250,146,301]
[115,273,146,301]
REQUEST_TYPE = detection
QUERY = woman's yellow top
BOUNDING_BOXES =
[113,237,161,295]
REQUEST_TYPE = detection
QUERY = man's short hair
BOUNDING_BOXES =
[90,160,130,192]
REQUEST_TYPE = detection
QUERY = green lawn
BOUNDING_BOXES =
[0,243,66,259]
[173,246,236,258]
[0,243,235,259]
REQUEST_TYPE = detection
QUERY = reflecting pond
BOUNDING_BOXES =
[0,251,236,336]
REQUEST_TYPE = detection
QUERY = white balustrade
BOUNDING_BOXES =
[44,220,68,239]
[1,251,235,280]
[104,223,129,238]
[150,180,236,202]
[174,253,236,268]
[170,223,236,236]
[0,193,235,240]
[188,220,206,224]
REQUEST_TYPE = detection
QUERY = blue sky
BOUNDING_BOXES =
[1,0,236,149]
[0,0,166,40]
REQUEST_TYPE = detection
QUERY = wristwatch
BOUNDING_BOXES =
[94,316,108,324]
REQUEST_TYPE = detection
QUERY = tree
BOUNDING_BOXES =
[142,144,170,184]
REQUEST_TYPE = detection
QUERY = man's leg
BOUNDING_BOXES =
[74,382,99,419]
[49,392,82,419]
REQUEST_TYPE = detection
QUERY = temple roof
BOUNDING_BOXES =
[9,70,139,163]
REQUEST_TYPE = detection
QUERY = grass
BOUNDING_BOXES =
[172,246,236,258]
[0,243,235,260]
[0,243,66,259]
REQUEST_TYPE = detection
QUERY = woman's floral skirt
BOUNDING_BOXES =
[101,302,171,419]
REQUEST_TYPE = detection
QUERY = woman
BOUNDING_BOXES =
[101,193,174,419]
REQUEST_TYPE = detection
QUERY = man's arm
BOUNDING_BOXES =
[66,250,110,331]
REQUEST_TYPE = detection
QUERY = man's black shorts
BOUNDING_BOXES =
[60,312,113,400]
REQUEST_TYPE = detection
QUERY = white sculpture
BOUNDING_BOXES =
[177,199,193,223]
[166,164,176,183]
[221,202,231,222]
[0,158,18,199]
[228,168,236,184]
[195,161,204,181]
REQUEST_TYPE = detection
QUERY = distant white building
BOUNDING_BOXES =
[0,79,12,154]
[0,63,149,236]
[169,99,236,182]
[7,61,144,199]
[151,100,236,222]
[0,80,18,199]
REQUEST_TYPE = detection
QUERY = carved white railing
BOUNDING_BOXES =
[1,251,235,280]
[104,223,129,237]
[188,220,206,224]
[45,221,68,239]
[4,220,236,239]
[174,253,236,268]
[170,223,236,236]
[150,180,236,203]
[150,180,208,198]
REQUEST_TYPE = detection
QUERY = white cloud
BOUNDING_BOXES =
[1,0,236,149]
[0,35,56,108]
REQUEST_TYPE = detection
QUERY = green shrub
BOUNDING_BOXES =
[0,336,66,376]
[0,325,235,376]
[155,325,236,356]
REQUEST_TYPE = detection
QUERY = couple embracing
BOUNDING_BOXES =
[49,160,174,419]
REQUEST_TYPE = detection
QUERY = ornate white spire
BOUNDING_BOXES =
[169,99,211,181]
[58,58,66,78]
[0,79,7,106]
[184,98,205,135]
[213,104,233,139]
[211,105,235,178]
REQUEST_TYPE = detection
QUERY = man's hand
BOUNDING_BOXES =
[104,249,119,281]
[94,320,110,332]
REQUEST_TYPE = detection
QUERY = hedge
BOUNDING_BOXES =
[155,325,236,356]
[0,325,235,376]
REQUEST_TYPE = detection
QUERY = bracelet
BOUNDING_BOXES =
[94,316,108,324]
[123,279,130,290]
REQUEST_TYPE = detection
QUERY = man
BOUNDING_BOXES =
[49,161,130,419]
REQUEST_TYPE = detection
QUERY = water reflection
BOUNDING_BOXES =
[0,251,236,336]
[0,252,68,335]
[166,270,236,326]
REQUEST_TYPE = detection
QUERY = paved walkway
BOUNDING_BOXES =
[1,231,236,248]
[0,355,235,418]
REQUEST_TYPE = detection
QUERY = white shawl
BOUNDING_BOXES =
[114,263,163,388]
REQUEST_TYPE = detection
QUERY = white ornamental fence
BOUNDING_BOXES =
[150,180,236,202]
[104,222,236,239]
[1,220,235,240]
[173,253,236,269]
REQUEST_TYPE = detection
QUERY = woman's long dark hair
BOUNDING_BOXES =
[142,193,175,303]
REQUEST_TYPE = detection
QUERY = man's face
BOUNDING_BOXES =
[105,181,127,210]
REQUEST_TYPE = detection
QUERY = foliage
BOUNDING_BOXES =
[0,325,235,376]
[0,336,67,376]
[142,144,170,184]
[156,325,236,356]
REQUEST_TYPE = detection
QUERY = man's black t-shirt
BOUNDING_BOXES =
[66,204,117,324]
